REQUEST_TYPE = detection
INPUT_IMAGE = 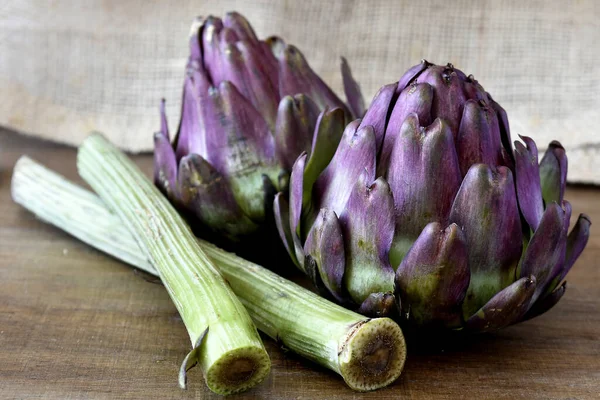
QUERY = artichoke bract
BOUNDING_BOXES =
[275,60,591,332]
[154,12,362,241]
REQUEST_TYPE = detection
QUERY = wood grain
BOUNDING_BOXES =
[1,129,599,399]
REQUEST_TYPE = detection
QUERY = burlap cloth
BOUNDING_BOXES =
[1,0,598,183]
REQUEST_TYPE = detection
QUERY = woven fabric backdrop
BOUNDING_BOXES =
[1,0,598,183]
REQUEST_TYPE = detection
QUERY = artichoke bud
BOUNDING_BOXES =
[274,60,591,331]
[274,60,591,329]
[157,13,354,241]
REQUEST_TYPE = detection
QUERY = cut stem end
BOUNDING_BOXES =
[205,345,271,395]
[338,318,406,392]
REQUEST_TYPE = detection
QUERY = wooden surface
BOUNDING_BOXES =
[1,128,599,399]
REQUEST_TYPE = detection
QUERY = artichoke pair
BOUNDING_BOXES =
[274,60,591,332]
[153,12,361,241]
[152,12,591,333]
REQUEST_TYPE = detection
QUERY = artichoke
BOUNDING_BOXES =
[274,60,591,332]
[154,12,362,241]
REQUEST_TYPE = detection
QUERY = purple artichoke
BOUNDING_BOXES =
[275,60,591,332]
[154,12,362,240]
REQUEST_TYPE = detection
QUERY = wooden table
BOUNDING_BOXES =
[1,129,599,399]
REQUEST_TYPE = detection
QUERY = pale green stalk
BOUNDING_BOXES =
[12,155,407,392]
[76,134,270,395]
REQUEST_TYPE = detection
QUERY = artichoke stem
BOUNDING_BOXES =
[11,155,407,392]
[75,134,270,395]
[202,241,406,392]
